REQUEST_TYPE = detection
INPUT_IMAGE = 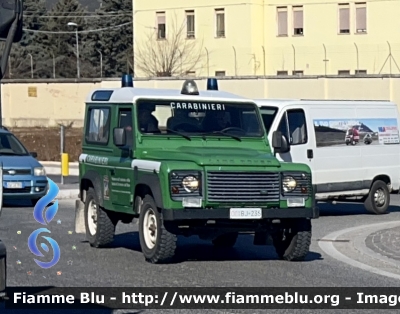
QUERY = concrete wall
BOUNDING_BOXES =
[2,75,400,127]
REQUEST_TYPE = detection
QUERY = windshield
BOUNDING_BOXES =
[0,133,29,155]
[259,106,278,134]
[135,99,265,138]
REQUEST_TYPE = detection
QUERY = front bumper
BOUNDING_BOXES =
[163,206,319,221]
[2,176,48,199]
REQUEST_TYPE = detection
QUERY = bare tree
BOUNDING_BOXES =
[134,13,204,77]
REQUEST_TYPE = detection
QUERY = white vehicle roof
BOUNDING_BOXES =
[254,98,397,107]
[86,86,252,104]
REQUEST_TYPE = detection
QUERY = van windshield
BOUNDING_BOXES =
[259,106,279,134]
[0,133,29,155]
[135,99,265,138]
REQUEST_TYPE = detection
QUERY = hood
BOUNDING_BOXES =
[142,146,281,167]
[0,155,42,169]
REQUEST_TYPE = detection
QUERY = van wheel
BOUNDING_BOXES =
[272,219,312,261]
[364,180,390,214]
[212,232,238,247]
[138,195,177,264]
[84,187,116,247]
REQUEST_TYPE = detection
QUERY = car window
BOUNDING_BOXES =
[0,133,29,155]
[118,108,132,147]
[260,107,278,134]
[85,107,110,144]
[277,109,308,145]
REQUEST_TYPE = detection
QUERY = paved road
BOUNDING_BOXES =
[0,196,400,313]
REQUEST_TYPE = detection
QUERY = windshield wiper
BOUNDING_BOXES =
[166,129,191,141]
[202,131,242,142]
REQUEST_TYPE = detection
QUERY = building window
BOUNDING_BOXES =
[277,71,288,75]
[215,71,225,76]
[292,70,303,76]
[338,3,350,34]
[355,70,367,75]
[186,10,195,38]
[277,7,288,36]
[338,70,350,75]
[293,6,303,35]
[215,8,225,37]
[355,3,366,33]
[156,12,166,39]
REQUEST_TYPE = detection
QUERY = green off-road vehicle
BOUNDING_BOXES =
[75,75,319,264]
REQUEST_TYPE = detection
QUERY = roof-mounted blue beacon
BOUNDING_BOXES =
[207,78,218,91]
[122,74,133,88]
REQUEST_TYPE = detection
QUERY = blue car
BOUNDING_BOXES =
[0,128,48,206]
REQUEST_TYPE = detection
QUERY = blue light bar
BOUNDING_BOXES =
[207,78,218,91]
[122,74,133,87]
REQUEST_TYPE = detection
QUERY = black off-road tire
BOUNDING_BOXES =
[364,180,390,215]
[138,195,177,264]
[84,187,116,247]
[272,218,312,261]
[212,232,238,248]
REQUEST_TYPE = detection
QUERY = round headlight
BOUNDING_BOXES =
[182,176,199,193]
[283,176,297,192]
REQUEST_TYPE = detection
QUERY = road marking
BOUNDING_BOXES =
[318,221,400,281]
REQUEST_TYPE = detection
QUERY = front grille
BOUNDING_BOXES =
[4,169,31,175]
[3,187,31,194]
[282,172,312,197]
[207,171,280,202]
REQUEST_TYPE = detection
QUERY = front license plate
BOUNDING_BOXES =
[230,208,262,219]
[6,182,22,189]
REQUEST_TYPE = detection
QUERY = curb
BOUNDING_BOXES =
[56,189,79,200]
[41,161,79,176]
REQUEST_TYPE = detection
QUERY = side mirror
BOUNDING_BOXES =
[272,131,290,155]
[113,128,126,146]
[114,128,126,146]
[29,152,37,158]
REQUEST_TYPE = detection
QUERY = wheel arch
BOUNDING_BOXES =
[134,173,164,214]
[371,174,392,191]
[80,170,104,206]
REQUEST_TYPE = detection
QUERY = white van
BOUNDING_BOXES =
[254,98,400,214]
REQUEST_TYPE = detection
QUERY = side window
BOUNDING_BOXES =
[118,108,132,129]
[85,107,110,144]
[278,109,307,145]
[118,108,132,146]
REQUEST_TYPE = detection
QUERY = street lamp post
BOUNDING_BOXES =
[27,53,33,78]
[97,49,103,78]
[67,22,80,79]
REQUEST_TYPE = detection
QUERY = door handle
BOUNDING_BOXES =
[307,149,313,159]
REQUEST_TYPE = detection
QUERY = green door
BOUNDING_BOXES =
[110,107,134,209]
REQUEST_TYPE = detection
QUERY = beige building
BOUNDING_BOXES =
[133,0,400,77]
